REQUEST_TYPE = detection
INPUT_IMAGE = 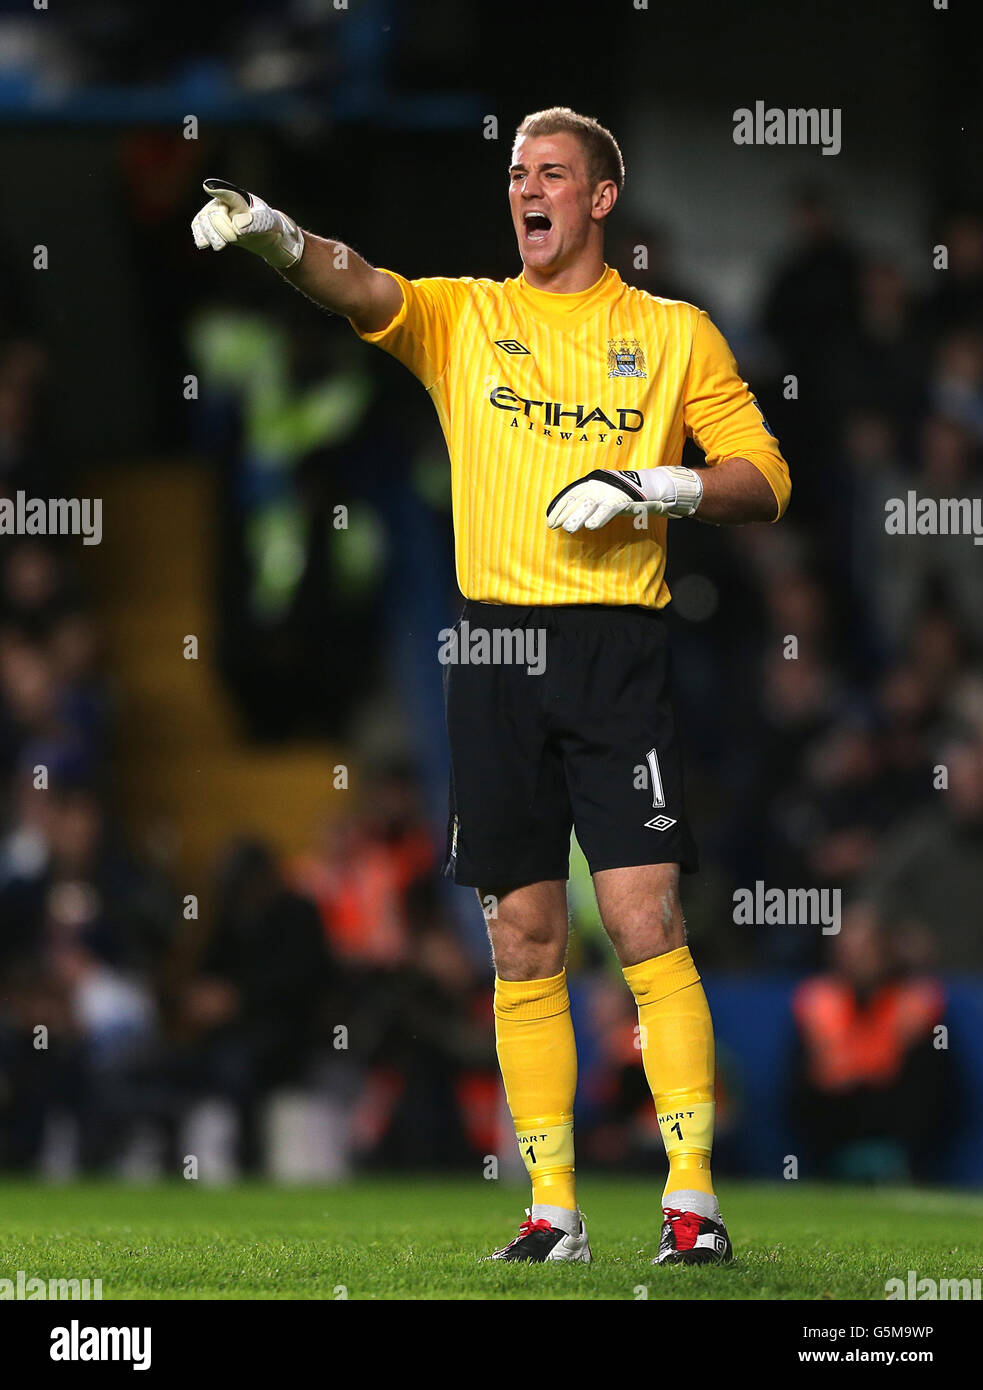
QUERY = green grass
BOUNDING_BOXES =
[2,1177,981,1300]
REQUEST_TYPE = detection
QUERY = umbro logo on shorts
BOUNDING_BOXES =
[645,814,677,832]
[494,339,530,355]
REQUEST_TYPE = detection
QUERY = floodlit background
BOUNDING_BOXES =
[1,0,981,1191]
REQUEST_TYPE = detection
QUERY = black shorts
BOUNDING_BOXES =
[441,600,698,888]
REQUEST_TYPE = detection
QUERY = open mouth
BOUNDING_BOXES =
[523,210,553,243]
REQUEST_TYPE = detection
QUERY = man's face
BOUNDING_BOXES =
[508,132,612,276]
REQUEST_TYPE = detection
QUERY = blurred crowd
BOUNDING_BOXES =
[1,173,981,1182]
[663,194,983,979]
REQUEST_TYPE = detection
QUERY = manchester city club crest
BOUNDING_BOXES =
[607,337,647,378]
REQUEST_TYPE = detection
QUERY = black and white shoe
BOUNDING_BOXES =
[487,1211,591,1263]
[653,1206,733,1265]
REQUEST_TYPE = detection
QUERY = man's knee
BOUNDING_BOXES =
[593,863,686,966]
[480,880,568,981]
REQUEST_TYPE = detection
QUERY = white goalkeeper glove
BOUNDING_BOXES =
[546,466,704,532]
[191,178,305,270]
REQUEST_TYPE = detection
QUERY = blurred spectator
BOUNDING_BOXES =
[761,187,860,524]
[831,255,927,433]
[931,327,983,443]
[860,736,983,970]
[0,783,174,978]
[355,917,496,1170]
[763,187,860,382]
[0,337,48,488]
[167,839,329,1171]
[291,762,437,969]
[789,903,953,1181]
[921,210,983,340]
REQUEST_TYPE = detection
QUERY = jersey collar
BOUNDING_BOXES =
[513,264,622,329]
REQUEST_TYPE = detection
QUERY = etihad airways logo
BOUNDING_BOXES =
[489,385,644,443]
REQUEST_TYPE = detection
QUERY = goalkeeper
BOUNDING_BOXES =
[192,106,790,1266]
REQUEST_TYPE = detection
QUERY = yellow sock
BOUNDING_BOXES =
[623,946,716,1200]
[494,971,577,1215]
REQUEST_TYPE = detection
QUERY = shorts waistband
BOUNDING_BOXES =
[461,599,668,624]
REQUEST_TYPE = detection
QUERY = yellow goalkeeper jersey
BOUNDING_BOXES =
[352,264,789,608]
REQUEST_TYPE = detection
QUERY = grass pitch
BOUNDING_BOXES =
[2,1177,981,1300]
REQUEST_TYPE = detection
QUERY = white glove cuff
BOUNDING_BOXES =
[263,212,305,270]
[637,465,704,517]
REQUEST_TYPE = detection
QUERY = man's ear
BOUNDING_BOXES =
[591,179,619,222]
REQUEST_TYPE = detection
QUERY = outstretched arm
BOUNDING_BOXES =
[191,179,402,334]
[280,231,402,333]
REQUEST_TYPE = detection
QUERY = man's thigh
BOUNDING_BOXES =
[547,604,699,876]
[442,603,572,888]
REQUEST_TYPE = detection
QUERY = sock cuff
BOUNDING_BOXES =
[530,1203,580,1235]
[662,1188,720,1222]
[623,946,700,1005]
[512,1112,573,1129]
[494,969,569,1020]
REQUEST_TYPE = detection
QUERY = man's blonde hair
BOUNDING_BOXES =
[514,107,625,194]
